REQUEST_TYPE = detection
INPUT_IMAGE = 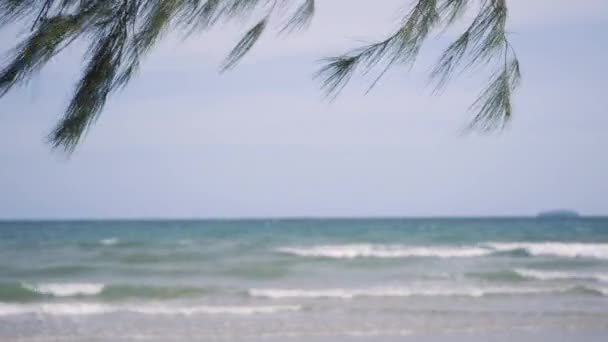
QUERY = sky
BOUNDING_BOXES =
[0,0,607,219]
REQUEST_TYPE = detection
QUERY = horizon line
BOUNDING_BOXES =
[0,214,604,222]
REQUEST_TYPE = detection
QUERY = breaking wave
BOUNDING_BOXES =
[22,283,104,297]
[277,244,492,258]
[482,242,608,259]
[0,283,211,301]
[100,238,119,246]
[0,303,300,316]
[513,269,608,282]
[277,242,608,259]
[249,285,608,299]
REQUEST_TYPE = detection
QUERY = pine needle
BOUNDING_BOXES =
[0,0,522,153]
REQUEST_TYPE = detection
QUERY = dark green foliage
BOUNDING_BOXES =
[50,1,135,150]
[280,0,314,33]
[469,53,520,131]
[0,0,520,152]
[318,0,520,129]
[0,14,83,96]
[221,16,267,71]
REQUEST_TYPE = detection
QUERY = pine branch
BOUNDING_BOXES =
[0,14,84,96]
[221,16,267,71]
[280,0,314,34]
[317,0,520,132]
[49,0,135,151]
[0,0,522,153]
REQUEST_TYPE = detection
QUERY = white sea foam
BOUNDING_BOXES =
[484,242,608,259]
[277,244,492,259]
[248,286,556,299]
[22,283,105,297]
[514,269,608,282]
[343,330,412,337]
[0,303,111,316]
[127,305,300,315]
[100,238,119,246]
[0,304,31,316]
[0,303,300,317]
[278,242,608,259]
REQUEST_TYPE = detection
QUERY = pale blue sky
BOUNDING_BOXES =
[1,0,607,218]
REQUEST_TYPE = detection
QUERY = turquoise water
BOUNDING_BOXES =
[1,218,608,341]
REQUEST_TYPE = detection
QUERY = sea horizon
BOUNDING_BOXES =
[2,214,607,222]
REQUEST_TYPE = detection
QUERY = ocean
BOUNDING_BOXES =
[0,218,607,341]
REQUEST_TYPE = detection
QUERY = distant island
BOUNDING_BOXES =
[536,210,580,218]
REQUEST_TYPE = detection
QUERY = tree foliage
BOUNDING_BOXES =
[0,0,519,152]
